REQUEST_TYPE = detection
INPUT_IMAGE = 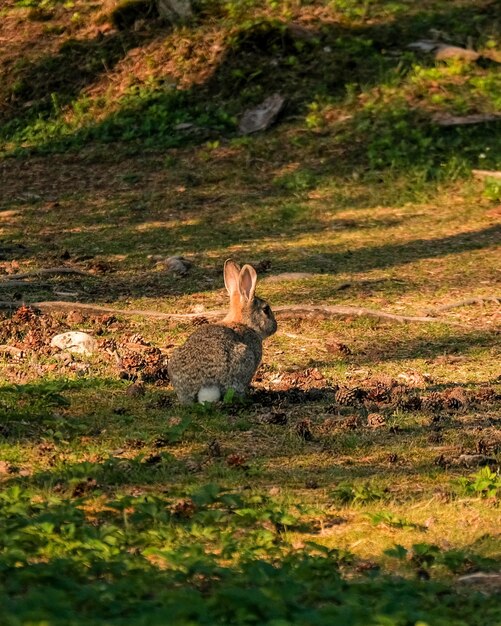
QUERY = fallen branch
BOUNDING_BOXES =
[0,281,52,287]
[0,300,446,323]
[433,113,501,126]
[428,296,501,314]
[0,268,93,281]
[472,169,501,180]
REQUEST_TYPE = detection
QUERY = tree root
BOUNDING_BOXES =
[0,268,93,281]
[427,296,501,314]
[0,300,446,324]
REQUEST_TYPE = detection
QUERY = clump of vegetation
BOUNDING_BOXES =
[0,0,500,624]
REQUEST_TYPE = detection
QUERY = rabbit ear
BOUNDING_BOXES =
[239,264,257,302]
[224,259,241,296]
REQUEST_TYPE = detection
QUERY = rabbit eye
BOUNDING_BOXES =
[263,304,271,315]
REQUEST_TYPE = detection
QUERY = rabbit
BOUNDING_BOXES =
[168,259,277,404]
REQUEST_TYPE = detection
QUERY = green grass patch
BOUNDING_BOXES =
[0,0,500,623]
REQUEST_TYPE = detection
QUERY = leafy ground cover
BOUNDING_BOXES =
[0,1,500,624]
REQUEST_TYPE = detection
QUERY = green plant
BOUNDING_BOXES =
[483,177,501,202]
[331,482,387,505]
[457,467,501,499]
[366,511,423,530]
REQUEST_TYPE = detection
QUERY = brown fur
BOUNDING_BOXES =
[168,260,277,404]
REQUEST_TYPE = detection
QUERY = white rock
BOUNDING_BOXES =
[407,40,439,53]
[238,94,285,135]
[50,331,97,355]
[164,255,192,275]
[407,40,480,61]
[156,0,192,22]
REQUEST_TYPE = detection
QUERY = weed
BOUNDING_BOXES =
[483,177,501,202]
[367,511,424,531]
[456,467,501,499]
[331,482,387,505]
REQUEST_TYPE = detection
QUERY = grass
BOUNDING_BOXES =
[0,0,500,624]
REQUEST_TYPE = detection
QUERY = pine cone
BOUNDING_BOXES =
[422,392,444,412]
[335,386,365,406]
[125,333,149,346]
[369,374,397,389]
[443,387,468,411]
[13,305,37,323]
[98,338,117,351]
[391,387,422,411]
[120,351,145,371]
[143,347,162,363]
[365,375,396,402]
[142,365,170,382]
[342,414,360,430]
[367,413,386,428]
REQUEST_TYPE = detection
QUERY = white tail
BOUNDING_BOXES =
[198,385,221,404]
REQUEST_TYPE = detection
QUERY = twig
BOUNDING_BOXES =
[0,300,446,324]
[427,296,501,314]
[472,169,501,180]
[433,113,501,126]
[0,345,24,357]
[0,281,52,287]
[273,305,442,323]
[0,268,93,281]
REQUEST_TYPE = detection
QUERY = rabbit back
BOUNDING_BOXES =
[168,323,262,404]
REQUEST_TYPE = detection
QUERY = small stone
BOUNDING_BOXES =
[126,382,145,397]
[457,454,496,468]
[157,0,192,22]
[238,94,285,135]
[164,255,192,275]
[66,310,84,324]
[326,340,352,356]
[50,331,97,355]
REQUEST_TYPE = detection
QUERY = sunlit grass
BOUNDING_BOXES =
[0,0,500,623]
